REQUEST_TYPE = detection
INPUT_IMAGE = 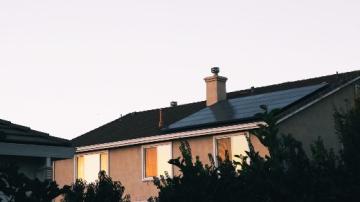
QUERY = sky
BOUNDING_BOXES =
[0,0,359,140]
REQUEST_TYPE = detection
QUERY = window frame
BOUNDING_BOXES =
[213,132,250,167]
[141,142,173,181]
[74,150,109,182]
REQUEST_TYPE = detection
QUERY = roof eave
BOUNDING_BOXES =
[76,121,264,153]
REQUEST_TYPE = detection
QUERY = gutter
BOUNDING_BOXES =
[76,121,263,153]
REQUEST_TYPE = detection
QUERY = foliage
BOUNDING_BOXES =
[62,170,130,202]
[0,163,62,202]
[0,164,130,202]
[150,100,360,202]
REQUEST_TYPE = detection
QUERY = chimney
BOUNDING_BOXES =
[204,67,228,106]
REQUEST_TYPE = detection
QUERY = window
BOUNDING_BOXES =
[142,143,172,180]
[355,84,360,99]
[76,152,108,182]
[217,137,232,161]
[214,133,249,164]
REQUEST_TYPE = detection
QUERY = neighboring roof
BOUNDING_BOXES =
[0,119,71,147]
[72,70,360,147]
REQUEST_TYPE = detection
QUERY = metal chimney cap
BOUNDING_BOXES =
[170,101,178,107]
[211,67,220,75]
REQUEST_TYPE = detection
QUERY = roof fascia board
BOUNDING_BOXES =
[277,76,360,124]
[0,142,75,159]
[76,121,263,153]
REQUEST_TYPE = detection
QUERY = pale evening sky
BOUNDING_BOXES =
[0,0,359,139]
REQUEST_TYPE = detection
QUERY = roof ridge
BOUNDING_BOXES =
[72,69,360,146]
[0,119,32,132]
[258,70,359,88]
[0,119,11,125]
[227,69,360,97]
[75,70,360,127]
[131,100,205,114]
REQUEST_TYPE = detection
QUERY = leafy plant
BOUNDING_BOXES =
[0,163,62,202]
[150,100,360,202]
[62,171,130,202]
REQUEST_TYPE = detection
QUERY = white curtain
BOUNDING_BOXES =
[156,144,172,177]
[84,153,100,182]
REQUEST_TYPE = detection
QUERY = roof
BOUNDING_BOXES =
[167,83,328,130]
[72,70,360,147]
[72,102,205,147]
[0,119,71,147]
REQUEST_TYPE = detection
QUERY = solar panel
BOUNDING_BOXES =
[167,83,327,130]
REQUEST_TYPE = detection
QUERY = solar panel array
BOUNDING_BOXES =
[167,83,327,130]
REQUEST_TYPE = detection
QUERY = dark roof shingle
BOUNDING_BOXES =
[0,119,71,147]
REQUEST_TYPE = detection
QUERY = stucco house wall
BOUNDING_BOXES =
[109,145,157,201]
[53,158,74,202]
[115,132,267,201]
[53,158,74,188]
[278,83,357,153]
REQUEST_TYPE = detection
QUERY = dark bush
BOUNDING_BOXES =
[62,171,130,202]
[0,163,62,202]
[150,100,360,202]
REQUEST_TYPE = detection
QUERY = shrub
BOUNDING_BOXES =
[62,171,130,202]
[0,163,62,202]
[150,100,360,202]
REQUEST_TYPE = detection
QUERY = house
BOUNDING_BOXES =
[54,68,360,201]
[0,119,74,180]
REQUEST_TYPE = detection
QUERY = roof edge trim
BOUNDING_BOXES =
[277,76,360,124]
[0,142,75,159]
[76,121,263,153]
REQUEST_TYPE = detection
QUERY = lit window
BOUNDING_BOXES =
[143,143,172,180]
[216,137,232,161]
[100,153,108,172]
[77,156,84,179]
[76,152,108,182]
[215,133,249,163]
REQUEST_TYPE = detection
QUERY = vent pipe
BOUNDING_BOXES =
[158,108,164,128]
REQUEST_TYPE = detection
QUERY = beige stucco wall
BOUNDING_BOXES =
[109,145,158,202]
[117,132,265,201]
[54,158,74,187]
[109,135,217,201]
[249,134,269,157]
[173,136,213,163]
[278,83,357,153]
[171,133,268,177]
[53,158,74,202]
[172,135,214,176]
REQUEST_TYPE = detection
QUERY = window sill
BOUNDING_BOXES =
[142,177,155,182]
